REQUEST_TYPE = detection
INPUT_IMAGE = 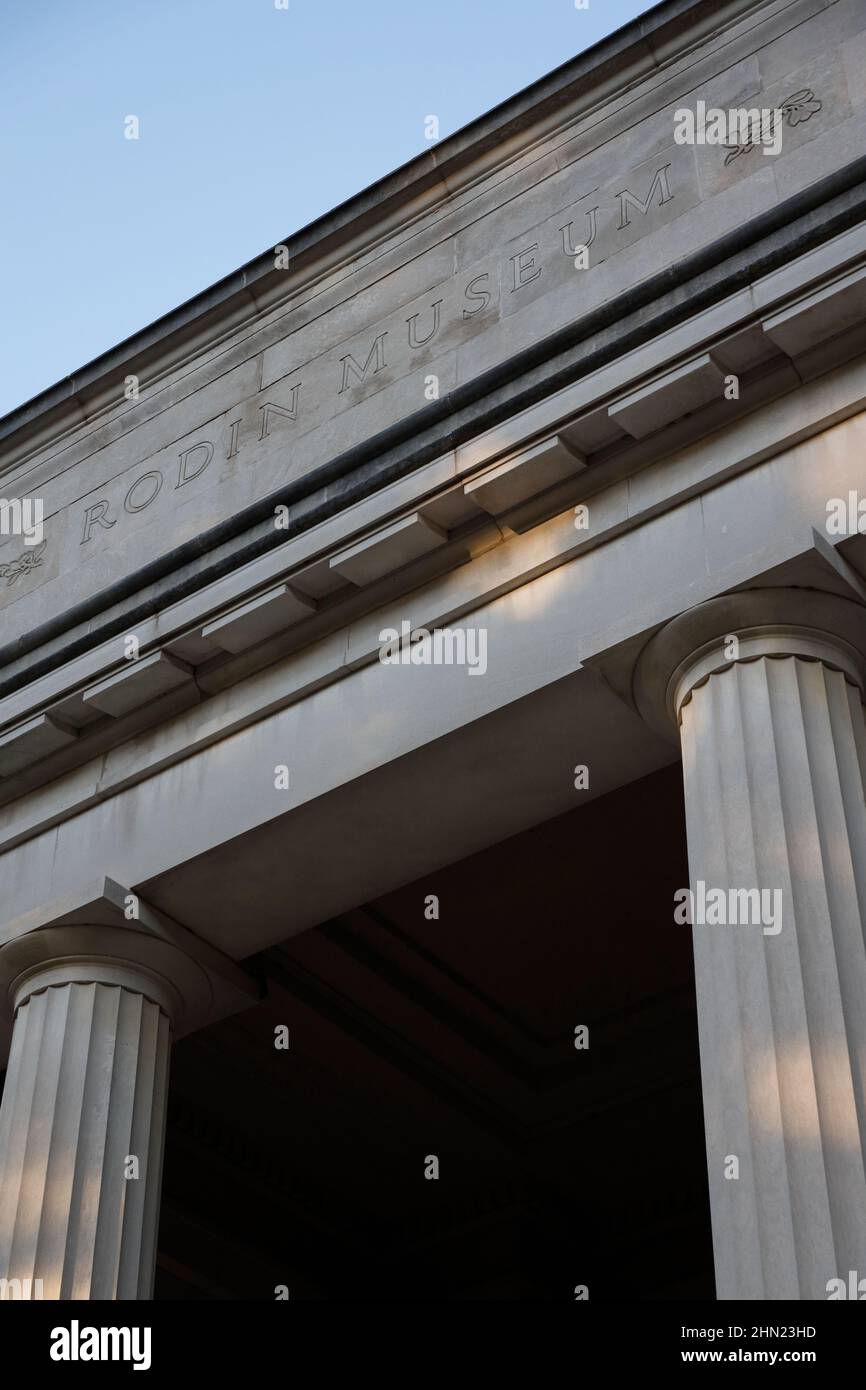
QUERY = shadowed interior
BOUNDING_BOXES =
[153,761,714,1300]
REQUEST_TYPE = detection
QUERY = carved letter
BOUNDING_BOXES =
[338,332,388,393]
[124,470,163,514]
[560,206,598,254]
[463,273,491,318]
[176,440,214,488]
[81,499,117,543]
[510,243,542,292]
[406,299,442,349]
[259,388,301,440]
[226,419,241,459]
[616,164,673,229]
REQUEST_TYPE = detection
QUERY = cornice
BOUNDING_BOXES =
[1,194,866,808]
[1,163,864,695]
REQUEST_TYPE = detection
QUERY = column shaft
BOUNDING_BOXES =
[681,653,866,1299]
[0,980,171,1300]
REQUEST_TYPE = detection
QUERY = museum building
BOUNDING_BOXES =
[1,0,866,1300]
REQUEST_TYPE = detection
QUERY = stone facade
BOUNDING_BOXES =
[2,0,866,1299]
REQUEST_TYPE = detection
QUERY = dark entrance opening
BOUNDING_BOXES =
[157,761,714,1299]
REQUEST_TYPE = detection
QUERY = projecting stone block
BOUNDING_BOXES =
[0,712,78,776]
[607,353,726,439]
[82,652,193,718]
[464,436,586,517]
[202,584,317,653]
[762,265,866,359]
[329,512,447,587]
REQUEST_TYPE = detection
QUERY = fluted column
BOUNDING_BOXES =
[636,588,866,1300]
[0,927,188,1300]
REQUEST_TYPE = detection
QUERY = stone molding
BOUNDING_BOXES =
[0,876,261,1066]
[634,586,866,740]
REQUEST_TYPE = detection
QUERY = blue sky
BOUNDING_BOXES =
[0,0,651,419]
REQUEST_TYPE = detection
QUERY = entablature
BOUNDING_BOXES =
[1,209,866,799]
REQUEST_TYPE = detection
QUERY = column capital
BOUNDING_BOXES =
[633,586,866,740]
[0,875,260,1060]
[0,879,260,1300]
[0,924,197,1028]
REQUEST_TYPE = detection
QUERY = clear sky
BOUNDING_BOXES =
[0,0,652,419]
